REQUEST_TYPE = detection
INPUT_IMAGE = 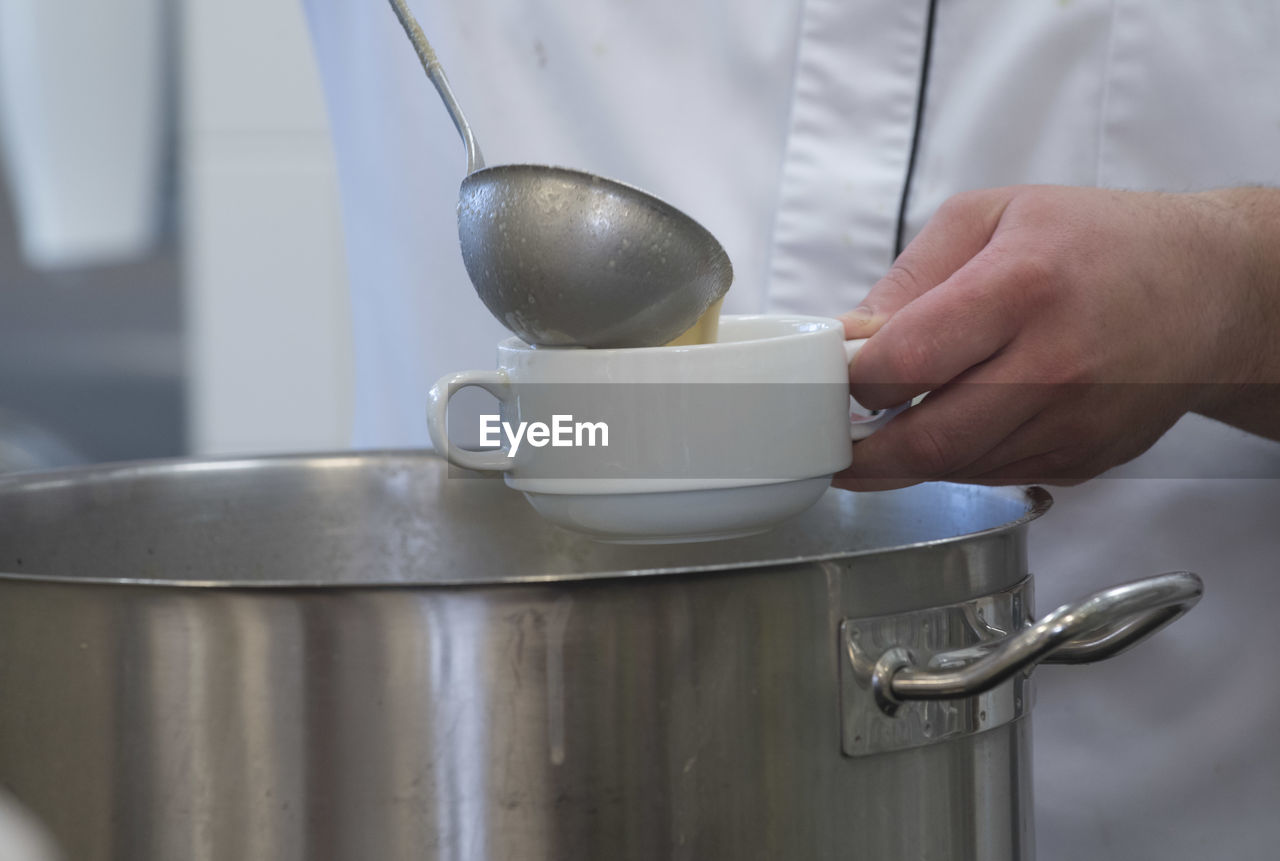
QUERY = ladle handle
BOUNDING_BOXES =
[387,0,485,173]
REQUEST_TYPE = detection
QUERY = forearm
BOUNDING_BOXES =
[1191,187,1280,440]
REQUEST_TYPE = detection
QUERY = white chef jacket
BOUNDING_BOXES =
[304,1,1280,858]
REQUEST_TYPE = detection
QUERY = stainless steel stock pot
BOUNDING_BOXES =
[0,452,1200,861]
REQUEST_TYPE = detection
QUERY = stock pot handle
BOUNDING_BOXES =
[871,572,1202,711]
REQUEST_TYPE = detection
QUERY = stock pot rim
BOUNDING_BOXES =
[0,450,1053,589]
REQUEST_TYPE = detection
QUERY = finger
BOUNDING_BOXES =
[946,379,1186,483]
[833,362,1053,491]
[842,187,1014,339]
[942,410,1058,481]
[941,390,1106,482]
[935,404,1090,484]
[953,451,1096,486]
[849,242,1038,410]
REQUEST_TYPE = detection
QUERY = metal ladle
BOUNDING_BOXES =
[387,0,733,348]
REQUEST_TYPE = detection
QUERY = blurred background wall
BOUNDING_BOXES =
[0,0,354,472]
[182,0,353,456]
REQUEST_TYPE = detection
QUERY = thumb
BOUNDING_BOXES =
[841,187,1015,339]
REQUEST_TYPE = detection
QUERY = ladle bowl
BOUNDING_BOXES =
[390,0,732,347]
[459,165,732,347]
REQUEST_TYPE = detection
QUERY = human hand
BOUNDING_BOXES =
[833,185,1278,491]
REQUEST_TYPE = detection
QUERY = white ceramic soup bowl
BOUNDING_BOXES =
[427,315,904,542]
